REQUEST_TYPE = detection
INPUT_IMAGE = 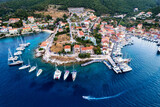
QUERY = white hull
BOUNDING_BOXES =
[16,47,25,51]
[72,72,77,81]
[9,61,23,66]
[29,66,36,72]
[14,51,22,56]
[8,56,18,61]
[64,71,69,80]
[54,69,62,79]
[19,65,30,70]
[37,69,43,76]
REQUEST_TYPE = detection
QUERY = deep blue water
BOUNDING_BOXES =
[1,33,160,107]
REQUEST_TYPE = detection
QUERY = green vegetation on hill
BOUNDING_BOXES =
[0,0,159,18]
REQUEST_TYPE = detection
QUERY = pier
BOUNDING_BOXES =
[103,60,112,69]
[81,59,102,66]
[107,56,116,67]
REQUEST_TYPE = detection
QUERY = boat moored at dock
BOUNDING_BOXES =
[64,70,69,80]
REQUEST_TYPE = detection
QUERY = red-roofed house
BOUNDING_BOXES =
[28,16,35,23]
[81,46,93,54]
[137,24,143,29]
[73,45,80,54]
[146,12,152,17]
[9,18,20,24]
[22,27,31,33]
[40,41,49,49]
[64,45,71,52]
[9,28,18,34]
[59,28,63,32]
[78,31,84,37]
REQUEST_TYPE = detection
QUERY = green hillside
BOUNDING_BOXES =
[0,0,159,17]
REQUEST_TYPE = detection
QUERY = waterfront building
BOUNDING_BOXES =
[81,46,94,54]
[78,31,84,37]
[28,16,35,23]
[9,18,20,24]
[64,45,71,52]
[73,45,80,54]
[9,28,18,34]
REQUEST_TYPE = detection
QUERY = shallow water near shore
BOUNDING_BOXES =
[1,33,160,107]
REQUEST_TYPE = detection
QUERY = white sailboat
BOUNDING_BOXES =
[37,69,43,77]
[29,64,37,72]
[53,64,62,80]
[63,65,69,80]
[14,51,22,56]
[8,55,23,66]
[16,46,25,51]
[71,65,77,81]
[19,37,30,47]
[19,59,30,70]
[64,70,70,80]
[8,48,18,61]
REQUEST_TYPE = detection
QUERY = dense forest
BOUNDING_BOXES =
[0,0,159,18]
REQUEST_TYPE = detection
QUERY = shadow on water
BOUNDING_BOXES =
[30,81,37,88]
[72,84,88,95]
[38,81,55,91]
[156,51,160,55]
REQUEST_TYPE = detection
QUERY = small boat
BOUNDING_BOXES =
[8,56,18,61]
[8,48,18,61]
[9,60,23,66]
[71,71,77,81]
[64,70,70,80]
[16,47,25,51]
[54,69,62,79]
[29,64,37,72]
[19,60,30,70]
[71,64,77,81]
[14,51,22,56]
[113,66,122,74]
[37,69,43,77]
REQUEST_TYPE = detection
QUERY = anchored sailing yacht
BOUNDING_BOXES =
[29,64,37,72]
[53,64,62,80]
[71,65,77,81]
[64,70,69,80]
[19,60,30,70]
[8,48,18,61]
[63,65,69,80]
[37,69,43,77]
[14,51,22,56]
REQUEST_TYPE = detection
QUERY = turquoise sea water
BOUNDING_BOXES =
[0,33,160,107]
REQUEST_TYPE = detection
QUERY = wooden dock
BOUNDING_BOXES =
[81,59,102,66]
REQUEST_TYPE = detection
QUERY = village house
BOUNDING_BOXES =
[22,27,31,33]
[58,28,63,32]
[146,12,152,17]
[9,28,18,34]
[0,28,8,33]
[28,16,35,23]
[64,45,71,52]
[78,31,84,37]
[157,13,160,17]
[73,45,80,54]
[40,41,48,49]
[0,20,2,25]
[137,24,143,29]
[81,46,94,54]
[102,47,109,55]
[9,18,20,24]
[101,36,110,47]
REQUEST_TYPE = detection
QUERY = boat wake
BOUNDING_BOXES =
[82,90,126,101]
